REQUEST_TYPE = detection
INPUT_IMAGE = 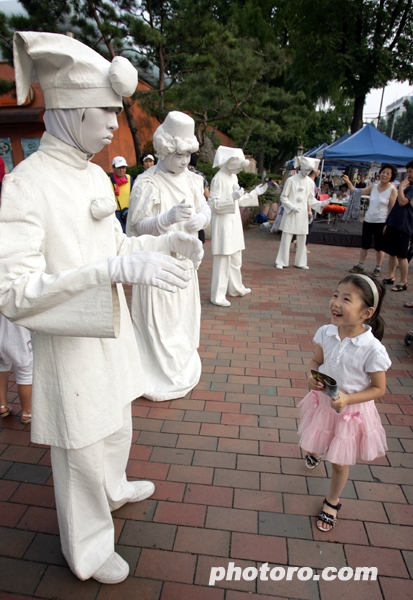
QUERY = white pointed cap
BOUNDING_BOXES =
[13,31,138,109]
[213,146,250,169]
[295,156,320,171]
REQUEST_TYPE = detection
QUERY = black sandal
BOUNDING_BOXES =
[392,284,408,292]
[316,498,342,532]
[382,278,395,285]
[305,454,322,470]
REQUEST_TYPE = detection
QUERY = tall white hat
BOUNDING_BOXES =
[153,111,199,159]
[213,146,250,169]
[13,31,138,109]
[162,111,195,140]
[294,156,320,171]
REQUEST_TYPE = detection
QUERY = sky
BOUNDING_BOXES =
[363,80,413,124]
[0,0,412,125]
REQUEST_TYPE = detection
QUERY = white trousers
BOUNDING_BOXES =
[51,404,134,580]
[211,251,246,303]
[276,232,307,268]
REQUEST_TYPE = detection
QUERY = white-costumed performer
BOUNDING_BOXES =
[0,32,203,584]
[275,156,328,270]
[209,147,267,307]
[127,111,211,401]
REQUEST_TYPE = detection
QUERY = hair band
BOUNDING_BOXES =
[354,274,379,310]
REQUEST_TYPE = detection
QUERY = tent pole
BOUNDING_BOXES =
[320,158,325,188]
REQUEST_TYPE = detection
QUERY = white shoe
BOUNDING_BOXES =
[129,480,155,502]
[275,264,283,270]
[296,265,309,269]
[110,480,155,511]
[229,288,251,297]
[211,299,231,307]
[92,552,129,584]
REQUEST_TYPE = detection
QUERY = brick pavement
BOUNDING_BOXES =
[0,227,412,600]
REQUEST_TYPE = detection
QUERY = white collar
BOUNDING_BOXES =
[325,324,374,346]
[39,132,92,170]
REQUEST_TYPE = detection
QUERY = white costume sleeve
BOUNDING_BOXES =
[238,189,259,208]
[128,174,165,235]
[0,177,170,337]
[310,198,327,214]
[280,178,295,214]
[208,177,236,214]
[189,201,211,229]
[134,213,171,236]
[308,185,325,214]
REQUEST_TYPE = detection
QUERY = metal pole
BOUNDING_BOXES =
[390,110,397,139]
[377,86,385,126]
[320,158,325,187]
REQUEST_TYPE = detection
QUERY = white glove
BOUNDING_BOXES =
[166,202,193,224]
[184,211,209,233]
[254,183,268,196]
[232,186,245,201]
[108,252,191,292]
[321,200,330,208]
[168,231,204,270]
[292,206,301,213]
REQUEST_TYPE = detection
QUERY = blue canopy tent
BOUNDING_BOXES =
[316,133,352,172]
[322,124,413,166]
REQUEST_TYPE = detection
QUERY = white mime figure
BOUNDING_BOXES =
[209,146,267,307]
[275,156,328,270]
[127,111,211,401]
[0,32,203,585]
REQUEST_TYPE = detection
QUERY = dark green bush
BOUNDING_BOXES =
[127,164,144,179]
[195,162,219,185]
[237,171,261,189]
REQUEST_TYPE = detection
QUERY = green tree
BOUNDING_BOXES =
[278,0,413,133]
[1,0,144,160]
[393,99,413,147]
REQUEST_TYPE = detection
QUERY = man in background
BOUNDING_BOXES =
[109,156,133,233]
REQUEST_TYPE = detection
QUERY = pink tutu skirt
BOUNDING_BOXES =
[298,390,387,466]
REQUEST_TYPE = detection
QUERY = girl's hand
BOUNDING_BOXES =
[308,373,324,391]
[331,391,349,413]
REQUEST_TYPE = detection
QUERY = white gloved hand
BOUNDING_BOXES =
[168,230,204,270]
[184,211,209,233]
[321,199,330,208]
[232,186,245,201]
[254,183,268,195]
[108,252,191,292]
[166,202,193,224]
[292,206,301,213]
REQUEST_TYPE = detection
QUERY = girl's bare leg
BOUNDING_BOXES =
[18,384,32,420]
[317,463,349,531]
[0,371,10,416]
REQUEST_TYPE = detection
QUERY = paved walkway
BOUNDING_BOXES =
[0,227,412,600]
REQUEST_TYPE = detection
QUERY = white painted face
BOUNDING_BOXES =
[300,168,311,177]
[81,108,119,154]
[163,151,191,174]
[225,158,243,174]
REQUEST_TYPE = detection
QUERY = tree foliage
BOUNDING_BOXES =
[1,0,412,169]
[379,99,413,147]
[280,0,413,132]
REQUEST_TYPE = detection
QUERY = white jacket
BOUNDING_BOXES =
[208,168,259,255]
[279,174,323,235]
[0,133,171,449]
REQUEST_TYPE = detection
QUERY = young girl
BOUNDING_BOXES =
[0,313,32,424]
[298,274,390,532]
